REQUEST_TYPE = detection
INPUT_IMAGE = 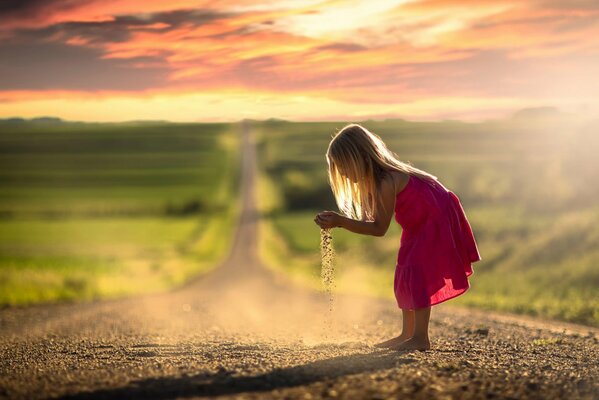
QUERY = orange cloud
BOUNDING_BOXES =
[0,0,598,121]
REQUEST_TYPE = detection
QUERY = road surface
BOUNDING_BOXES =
[1,121,598,399]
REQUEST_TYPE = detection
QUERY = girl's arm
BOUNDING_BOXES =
[339,174,396,236]
[316,174,397,237]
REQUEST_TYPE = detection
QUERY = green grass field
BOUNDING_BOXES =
[3,116,598,326]
[253,116,599,327]
[0,120,241,304]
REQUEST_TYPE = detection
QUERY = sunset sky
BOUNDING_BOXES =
[0,0,598,122]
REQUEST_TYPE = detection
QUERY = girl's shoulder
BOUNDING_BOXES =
[382,169,410,197]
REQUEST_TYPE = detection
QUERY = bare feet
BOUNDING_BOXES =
[395,336,431,351]
[375,334,410,349]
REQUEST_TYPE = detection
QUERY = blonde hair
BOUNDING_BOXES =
[326,123,437,221]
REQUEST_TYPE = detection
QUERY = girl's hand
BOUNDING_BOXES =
[314,211,343,229]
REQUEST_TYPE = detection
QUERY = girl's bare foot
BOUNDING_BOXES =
[395,336,431,351]
[375,334,410,349]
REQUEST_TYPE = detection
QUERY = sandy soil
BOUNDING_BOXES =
[1,122,597,400]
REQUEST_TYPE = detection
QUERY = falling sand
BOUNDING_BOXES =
[320,228,336,335]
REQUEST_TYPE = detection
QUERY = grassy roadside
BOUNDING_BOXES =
[257,182,599,327]
[0,121,241,305]
[253,119,599,327]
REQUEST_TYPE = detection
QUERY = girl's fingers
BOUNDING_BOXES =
[314,217,331,228]
[315,212,336,228]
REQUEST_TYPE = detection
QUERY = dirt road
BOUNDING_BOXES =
[1,122,597,400]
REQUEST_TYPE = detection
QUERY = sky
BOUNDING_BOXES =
[0,0,598,122]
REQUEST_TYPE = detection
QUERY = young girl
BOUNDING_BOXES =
[314,123,482,351]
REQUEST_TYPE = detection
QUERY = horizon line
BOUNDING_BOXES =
[0,106,583,125]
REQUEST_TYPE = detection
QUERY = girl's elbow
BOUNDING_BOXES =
[372,228,387,237]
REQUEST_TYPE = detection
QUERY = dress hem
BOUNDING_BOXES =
[395,267,474,310]
[396,285,470,310]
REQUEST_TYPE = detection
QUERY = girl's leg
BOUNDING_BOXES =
[401,308,415,338]
[397,306,431,350]
[375,308,414,348]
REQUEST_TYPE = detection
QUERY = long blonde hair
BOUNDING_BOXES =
[326,123,437,221]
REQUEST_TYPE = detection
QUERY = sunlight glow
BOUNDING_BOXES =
[271,0,416,38]
[2,90,590,123]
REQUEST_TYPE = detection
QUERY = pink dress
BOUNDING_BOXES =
[393,174,482,309]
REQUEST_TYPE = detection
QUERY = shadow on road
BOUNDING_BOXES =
[58,349,415,399]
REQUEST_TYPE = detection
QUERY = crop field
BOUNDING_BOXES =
[0,120,240,304]
[254,117,599,326]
